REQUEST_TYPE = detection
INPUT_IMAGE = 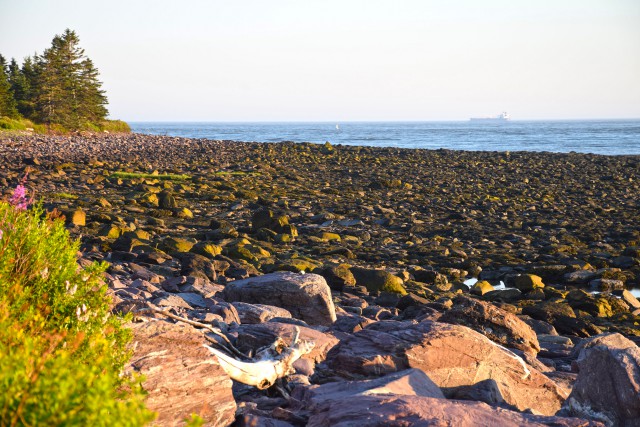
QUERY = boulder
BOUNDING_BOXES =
[128,320,236,426]
[306,394,603,427]
[514,274,545,292]
[324,320,568,415]
[174,252,218,281]
[562,333,640,427]
[222,272,336,326]
[315,264,356,291]
[351,267,406,295]
[440,295,540,354]
[470,280,494,295]
[297,369,445,407]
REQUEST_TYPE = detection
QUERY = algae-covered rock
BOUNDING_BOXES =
[514,274,545,292]
[251,209,290,233]
[351,267,406,295]
[158,190,177,209]
[190,242,223,259]
[321,232,341,242]
[316,264,357,291]
[161,237,196,253]
[471,280,494,296]
[99,223,124,239]
[67,209,86,226]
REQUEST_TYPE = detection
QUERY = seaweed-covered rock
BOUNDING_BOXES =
[351,267,406,295]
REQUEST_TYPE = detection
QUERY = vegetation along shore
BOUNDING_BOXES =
[1,131,639,425]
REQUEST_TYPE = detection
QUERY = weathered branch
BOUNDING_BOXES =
[135,304,247,359]
[205,326,315,390]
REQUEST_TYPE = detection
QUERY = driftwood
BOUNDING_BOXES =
[205,327,315,390]
[135,303,315,389]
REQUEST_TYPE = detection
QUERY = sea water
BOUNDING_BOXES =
[130,120,640,155]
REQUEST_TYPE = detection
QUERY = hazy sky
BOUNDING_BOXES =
[1,0,639,121]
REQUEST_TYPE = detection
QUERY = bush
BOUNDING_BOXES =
[0,116,27,130]
[101,119,131,133]
[0,202,155,425]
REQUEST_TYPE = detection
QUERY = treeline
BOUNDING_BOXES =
[0,29,128,133]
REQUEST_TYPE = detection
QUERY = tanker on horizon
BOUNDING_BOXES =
[470,112,510,122]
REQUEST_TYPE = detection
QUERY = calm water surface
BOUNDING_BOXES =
[130,120,640,155]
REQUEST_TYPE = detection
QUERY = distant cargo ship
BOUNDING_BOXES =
[470,112,510,122]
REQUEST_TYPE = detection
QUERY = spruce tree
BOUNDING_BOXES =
[8,58,34,119]
[34,29,108,129]
[0,54,19,118]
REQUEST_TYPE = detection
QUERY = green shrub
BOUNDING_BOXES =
[0,202,155,425]
[0,116,27,130]
[101,119,131,133]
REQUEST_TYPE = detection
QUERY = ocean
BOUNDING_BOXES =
[130,120,640,155]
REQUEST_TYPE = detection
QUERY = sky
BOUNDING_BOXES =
[1,0,639,121]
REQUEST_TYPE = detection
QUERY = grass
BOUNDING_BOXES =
[100,119,131,133]
[111,171,191,181]
[0,201,155,425]
[0,116,131,135]
[214,170,261,176]
[0,116,46,134]
[50,192,79,200]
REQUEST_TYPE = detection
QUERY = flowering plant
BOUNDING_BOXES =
[9,174,32,210]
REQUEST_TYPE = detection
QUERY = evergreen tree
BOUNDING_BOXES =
[77,58,108,123]
[8,57,35,118]
[0,54,19,118]
[34,29,108,128]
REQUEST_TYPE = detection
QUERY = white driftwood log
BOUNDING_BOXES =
[205,327,314,389]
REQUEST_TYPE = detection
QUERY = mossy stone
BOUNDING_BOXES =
[321,232,341,242]
[471,280,494,295]
[190,242,223,258]
[177,207,193,219]
[99,224,123,239]
[161,237,195,253]
[351,267,407,295]
[68,209,86,226]
[514,274,545,292]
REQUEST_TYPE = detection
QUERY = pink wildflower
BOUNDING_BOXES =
[9,174,32,210]
[10,184,30,210]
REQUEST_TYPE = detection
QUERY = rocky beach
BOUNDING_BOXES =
[2,133,640,426]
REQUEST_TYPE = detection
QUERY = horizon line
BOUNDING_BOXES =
[122,117,640,123]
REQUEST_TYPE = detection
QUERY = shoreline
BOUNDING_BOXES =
[2,132,640,423]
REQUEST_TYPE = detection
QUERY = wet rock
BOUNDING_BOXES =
[222,272,337,326]
[128,320,235,426]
